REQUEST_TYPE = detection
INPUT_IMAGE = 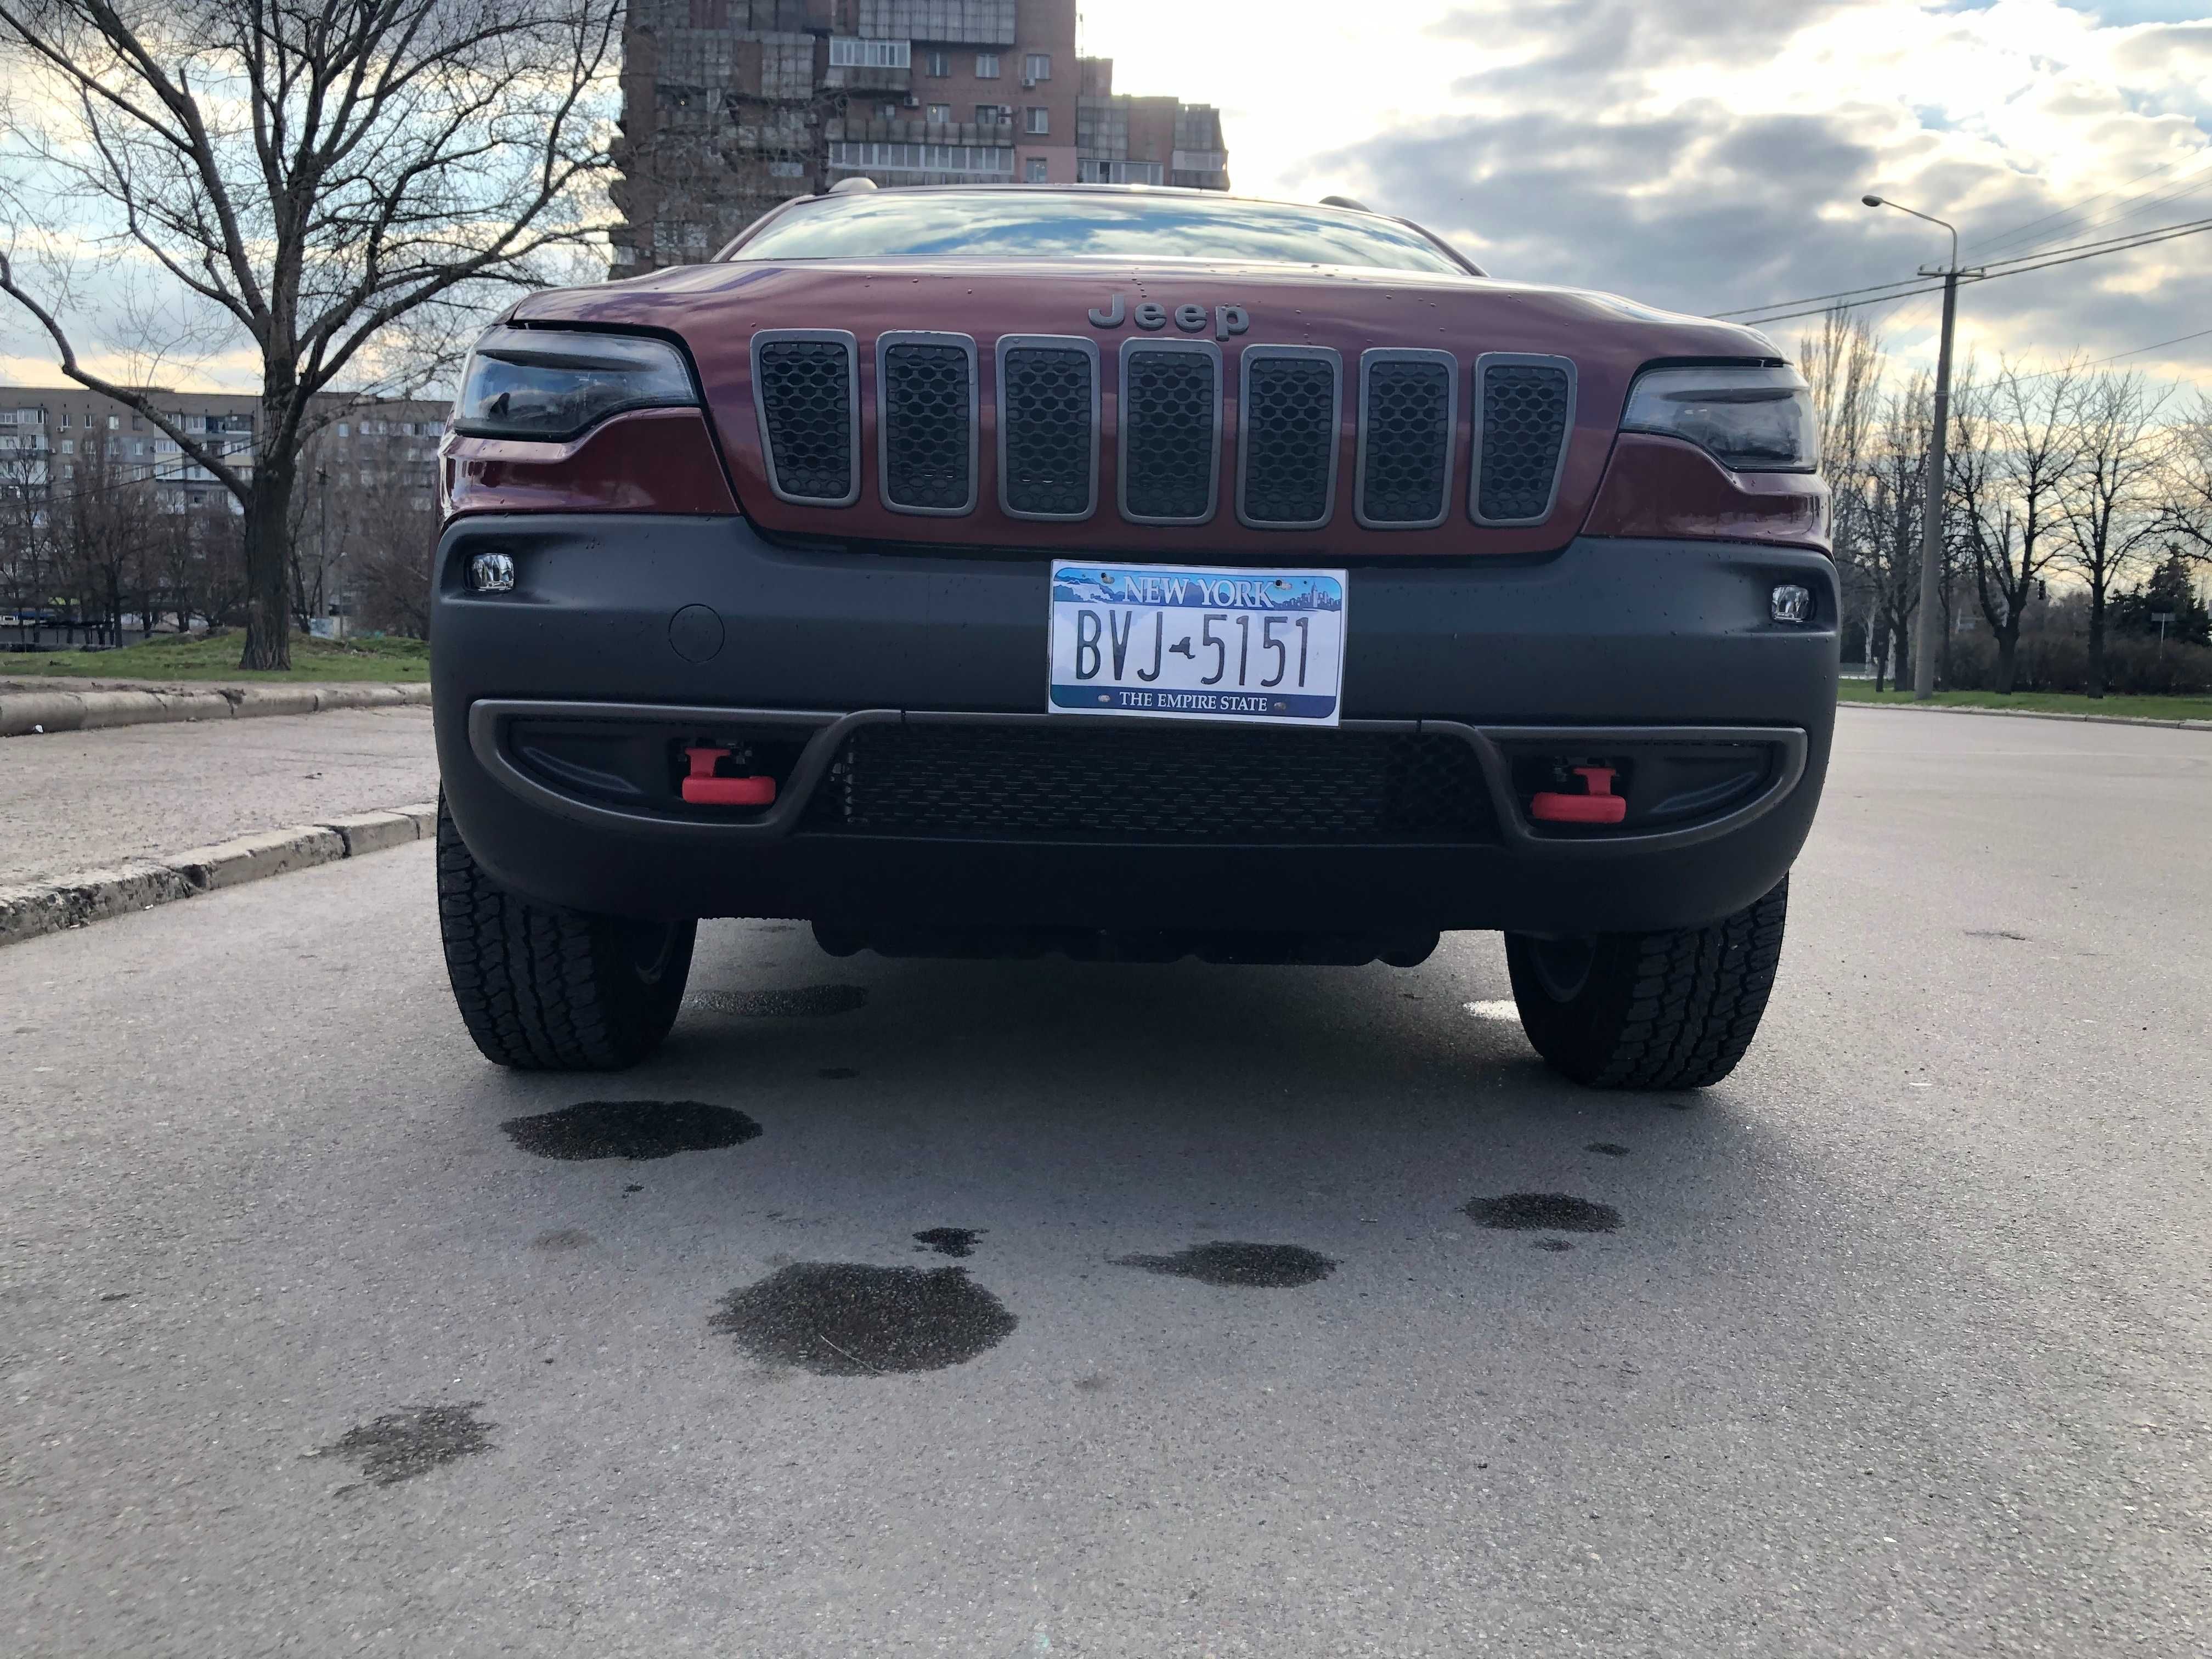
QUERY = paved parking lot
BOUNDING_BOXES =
[4,709,2208,1657]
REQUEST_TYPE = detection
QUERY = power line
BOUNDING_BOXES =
[1966,147,2212,264]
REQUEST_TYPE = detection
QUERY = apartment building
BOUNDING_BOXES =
[611,0,1228,276]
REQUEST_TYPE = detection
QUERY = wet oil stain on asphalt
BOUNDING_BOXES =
[710,1263,1017,1375]
[690,985,868,1018]
[500,1100,762,1161]
[1112,1242,1339,1288]
[319,1403,493,1487]
[1465,1193,1622,1233]
[912,1227,985,1257]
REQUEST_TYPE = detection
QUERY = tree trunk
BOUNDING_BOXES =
[241,442,296,671]
[1995,623,2019,695]
[2086,585,2107,699]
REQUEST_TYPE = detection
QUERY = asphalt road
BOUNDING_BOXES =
[0,708,437,886]
[4,708,2208,1658]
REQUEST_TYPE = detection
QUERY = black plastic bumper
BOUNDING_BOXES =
[431,514,1838,936]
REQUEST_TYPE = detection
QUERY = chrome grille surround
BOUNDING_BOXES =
[1118,337,1222,526]
[1235,345,1342,531]
[1354,348,1458,530]
[875,330,979,516]
[996,334,1101,522]
[1470,351,1575,527]
[750,328,860,507]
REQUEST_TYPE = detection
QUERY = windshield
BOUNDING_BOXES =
[728,190,1471,274]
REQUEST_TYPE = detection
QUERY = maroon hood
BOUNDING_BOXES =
[511,258,1787,557]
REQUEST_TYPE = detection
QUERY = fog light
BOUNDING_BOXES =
[1770,583,1812,624]
[469,551,515,594]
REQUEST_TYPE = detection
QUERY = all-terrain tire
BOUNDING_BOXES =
[1504,877,1789,1090]
[436,798,696,1070]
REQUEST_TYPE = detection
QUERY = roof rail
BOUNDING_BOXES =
[828,177,879,195]
[1319,194,1373,213]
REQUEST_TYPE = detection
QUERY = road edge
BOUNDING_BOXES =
[0,680,430,737]
[0,803,439,949]
[1838,699,2212,732]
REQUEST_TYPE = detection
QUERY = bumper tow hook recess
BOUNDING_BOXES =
[680,747,777,808]
[1530,765,1627,826]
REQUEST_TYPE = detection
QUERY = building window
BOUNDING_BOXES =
[926,103,950,124]
[107,415,118,429]
[59,439,72,455]
[925,49,949,76]
[1025,106,1049,134]
[1024,53,1051,82]
[830,36,911,69]
[827,141,1013,176]
[1078,159,1165,185]
[336,422,349,437]
[1025,157,1048,182]
[976,103,1006,127]
[877,101,900,120]
[975,52,999,78]
[57,412,69,428]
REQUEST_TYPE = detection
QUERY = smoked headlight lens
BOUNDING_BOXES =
[453,326,696,441]
[1621,364,1819,472]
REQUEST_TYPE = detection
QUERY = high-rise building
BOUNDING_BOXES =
[611,1,1228,277]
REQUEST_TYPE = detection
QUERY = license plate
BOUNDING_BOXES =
[1047,562,1347,726]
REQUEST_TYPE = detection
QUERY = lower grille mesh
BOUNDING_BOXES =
[803,724,1498,843]
[1476,362,1571,523]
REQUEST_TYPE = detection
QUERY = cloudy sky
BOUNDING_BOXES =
[1088,0,2212,385]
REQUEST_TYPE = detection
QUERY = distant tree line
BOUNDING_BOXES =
[1802,308,2212,697]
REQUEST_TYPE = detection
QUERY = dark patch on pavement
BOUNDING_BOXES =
[691,985,868,1018]
[623,1183,644,1193]
[1466,1193,1622,1233]
[500,1100,761,1161]
[1966,929,2030,940]
[1532,1239,1575,1252]
[1074,1374,1109,1392]
[98,1292,131,1302]
[710,1263,1016,1375]
[319,1403,493,1486]
[912,1227,985,1257]
[532,1228,592,1250]
[819,1066,859,1080]
[1111,1242,1339,1288]
[1586,1142,1630,1157]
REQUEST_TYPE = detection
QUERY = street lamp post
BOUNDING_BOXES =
[1863,193,1964,702]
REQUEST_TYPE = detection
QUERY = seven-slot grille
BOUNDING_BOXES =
[1237,347,1341,529]
[753,330,859,505]
[1119,341,1222,524]
[802,723,1499,843]
[749,333,1577,530]
[877,332,977,514]
[997,336,1098,520]
[1472,354,1575,526]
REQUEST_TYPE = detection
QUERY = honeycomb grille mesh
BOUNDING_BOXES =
[1122,350,1217,521]
[1361,360,1452,524]
[802,724,1498,843]
[1477,363,1571,523]
[1240,357,1337,526]
[758,340,854,502]
[881,343,972,510]
[1001,347,1093,516]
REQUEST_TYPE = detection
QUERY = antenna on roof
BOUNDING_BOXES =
[828,177,879,195]
[1319,195,1372,212]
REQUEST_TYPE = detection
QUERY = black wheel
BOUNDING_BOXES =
[435,798,696,1071]
[1504,877,1789,1090]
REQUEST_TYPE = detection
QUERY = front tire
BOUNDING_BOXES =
[1505,877,1788,1090]
[436,798,696,1070]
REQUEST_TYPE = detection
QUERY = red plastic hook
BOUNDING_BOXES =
[1530,765,1627,825]
[680,746,777,808]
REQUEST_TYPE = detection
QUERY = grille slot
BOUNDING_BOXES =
[1356,351,1457,528]
[752,330,859,506]
[1237,347,1341,529]
[997,336,1099,520]
[877,332,977,515]
[1119,341,1221,524]
[802,723,1498,844]
[1472,353,1574,526]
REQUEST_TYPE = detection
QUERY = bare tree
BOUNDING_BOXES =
[1861,372,1933,691]
[1799,307,1884,664]
[0,0,620,667]
[2163,394,2212,574]
[2058,371,2175,697]
[1955,363,2079,695]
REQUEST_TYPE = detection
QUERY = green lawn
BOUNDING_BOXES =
[1839,682,2212,723]
[2,629,428,682]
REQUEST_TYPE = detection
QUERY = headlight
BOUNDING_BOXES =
[1621,364,1819,473]
[452,326,696,441]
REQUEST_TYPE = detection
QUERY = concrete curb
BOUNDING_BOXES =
[1839,699,2212,733]
[0,680,430,737]
[0,800,441,949]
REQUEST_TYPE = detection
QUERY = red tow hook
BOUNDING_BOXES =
[680,747,777,808]
[1530,765,1627,826]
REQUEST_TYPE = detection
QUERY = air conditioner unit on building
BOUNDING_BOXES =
[1022,76,1036,88]
[904,92,919,106]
